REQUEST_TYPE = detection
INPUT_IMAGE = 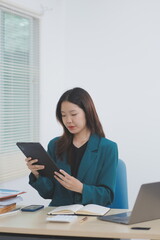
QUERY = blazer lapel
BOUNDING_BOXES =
[77,134,100,181]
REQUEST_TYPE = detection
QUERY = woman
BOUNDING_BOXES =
[26,87,118,207]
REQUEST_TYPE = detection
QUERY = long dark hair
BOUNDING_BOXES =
[56,87,105,159]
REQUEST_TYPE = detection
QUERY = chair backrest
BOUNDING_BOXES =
[108,159,129,209]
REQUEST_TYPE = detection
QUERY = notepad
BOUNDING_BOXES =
[47,204,110,216]
[46,215,78,223]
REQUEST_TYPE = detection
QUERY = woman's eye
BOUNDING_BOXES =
[61,115,66,118]
[71,114,77,116]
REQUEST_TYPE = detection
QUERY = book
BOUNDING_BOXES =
[0,203,16,214]
[0,207,21,217]
[47,204,110,216]
[46,215,78,223]
[0,189,26,200]
[0,196,23,206]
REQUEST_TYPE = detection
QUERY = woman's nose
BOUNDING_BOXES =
[66,116,72,123]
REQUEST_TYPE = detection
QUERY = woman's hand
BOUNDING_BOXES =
[25,157,45,178]
[54,169,83,194]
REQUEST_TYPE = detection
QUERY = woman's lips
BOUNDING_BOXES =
[68,126,75,130]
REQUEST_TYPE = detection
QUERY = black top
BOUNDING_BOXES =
[70,142,88,177]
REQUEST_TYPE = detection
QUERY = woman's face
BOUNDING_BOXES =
[61,101,87,135]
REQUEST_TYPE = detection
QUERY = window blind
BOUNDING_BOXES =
[0,6,40,182]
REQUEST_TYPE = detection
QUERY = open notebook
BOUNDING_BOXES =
[48,204,110,216]
[99,182,160,224]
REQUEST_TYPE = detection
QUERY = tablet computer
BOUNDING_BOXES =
[16,142,60,179]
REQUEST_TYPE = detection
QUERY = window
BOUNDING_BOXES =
[0,6,40,182]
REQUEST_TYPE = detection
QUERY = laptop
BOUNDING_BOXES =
[98,181,160,225]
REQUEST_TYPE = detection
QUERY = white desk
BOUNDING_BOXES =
[0,207,160,239]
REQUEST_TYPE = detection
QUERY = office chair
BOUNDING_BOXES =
[108,159,129,209]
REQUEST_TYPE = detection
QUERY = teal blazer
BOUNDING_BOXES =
[29,134,118,207]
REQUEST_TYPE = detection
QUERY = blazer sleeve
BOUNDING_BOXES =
[29,173,55,199]
[81,140,118,206]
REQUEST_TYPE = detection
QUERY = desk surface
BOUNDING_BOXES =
[0,207,160,239]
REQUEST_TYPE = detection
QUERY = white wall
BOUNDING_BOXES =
[1,0,160,208]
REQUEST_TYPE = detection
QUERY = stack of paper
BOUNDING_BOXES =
[46,215,78,223]
[0,189,25,214]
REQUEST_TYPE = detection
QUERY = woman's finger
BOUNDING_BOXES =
[26,159,38,166]
[54,171,65,181]
[59,169,70,178]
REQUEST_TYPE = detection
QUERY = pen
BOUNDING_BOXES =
[80,216,88,223]
[131,227,150,230]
